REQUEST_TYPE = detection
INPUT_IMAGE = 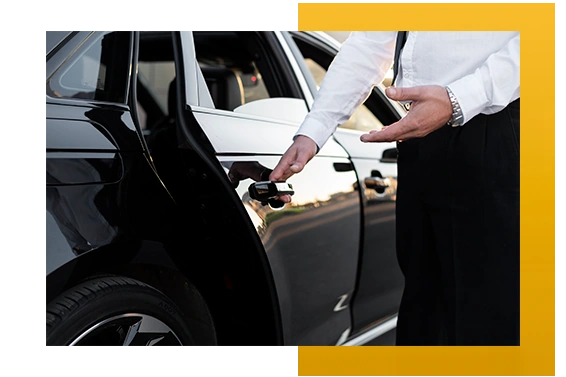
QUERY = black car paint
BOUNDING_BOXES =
[46,31,282,345]
[287,31,404,335]
[46,31,403,345]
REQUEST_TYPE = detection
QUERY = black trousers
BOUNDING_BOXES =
[395,99,520,346]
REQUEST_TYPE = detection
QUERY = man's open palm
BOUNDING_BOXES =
[361,85,453,143]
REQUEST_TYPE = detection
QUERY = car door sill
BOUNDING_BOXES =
[341,315,398,346]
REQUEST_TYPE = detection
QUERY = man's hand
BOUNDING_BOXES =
[269,135,318,203]
[360,85,453,143]
[227,161,294,204]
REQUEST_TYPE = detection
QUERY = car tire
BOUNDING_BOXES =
[47,276,195,346]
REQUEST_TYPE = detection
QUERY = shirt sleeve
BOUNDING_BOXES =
[295,32,397,150]
[447,33,520,125]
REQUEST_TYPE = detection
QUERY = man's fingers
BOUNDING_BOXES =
[361,118,411,142]
[270,163,300,183]
[385,86,423,102]
[289,163,303,174]
[270,136,316,182]
[289,148,313,174]
[275,194,292,203]
[363,85,451,143]
[271,148,312,180]
[270,151,295,181]
[270,167,290,182]
[270,156,295,181]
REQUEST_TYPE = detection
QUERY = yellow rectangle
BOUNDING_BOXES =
[298,3,554,376]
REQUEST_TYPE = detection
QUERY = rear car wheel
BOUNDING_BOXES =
[47,276,194,345]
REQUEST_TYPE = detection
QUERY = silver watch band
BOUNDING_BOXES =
[445,86,464,127]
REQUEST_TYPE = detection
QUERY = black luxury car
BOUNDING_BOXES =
[46,31,406,346]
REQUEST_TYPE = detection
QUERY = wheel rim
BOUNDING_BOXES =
[69,313,183,346]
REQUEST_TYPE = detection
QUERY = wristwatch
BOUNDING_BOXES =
[445,86,464,127]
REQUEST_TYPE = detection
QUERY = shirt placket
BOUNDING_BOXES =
[400,31,417,87]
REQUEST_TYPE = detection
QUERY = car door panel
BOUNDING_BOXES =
[286,32,406,337]
[348,157,404,331]
[192,108,360,345]
[334,119,404,334]
[192,110,347,158]
[180,30,364,345]
[216,154,359,345]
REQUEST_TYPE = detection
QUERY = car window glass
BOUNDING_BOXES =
[135,32,176,132]
[305,58,384,132]
[138,61,176,117]
[291,33,383,132]
[193,32,298,112]
[47,32,131,103]
[46,31,72,55]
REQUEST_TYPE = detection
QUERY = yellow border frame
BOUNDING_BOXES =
[298,3,555,376]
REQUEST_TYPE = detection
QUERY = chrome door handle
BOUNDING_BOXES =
[364,177,389,189]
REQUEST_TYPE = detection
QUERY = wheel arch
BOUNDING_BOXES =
[47,213,282,345]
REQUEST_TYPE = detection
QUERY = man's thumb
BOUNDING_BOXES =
[385,87,402,100]
[290,162,304,174]
[386,86,421,101]
[269,170,282,182]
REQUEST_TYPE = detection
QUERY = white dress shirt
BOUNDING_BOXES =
[296,32,520,149]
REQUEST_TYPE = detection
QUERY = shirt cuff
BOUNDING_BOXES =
[294,116,334,153]
[447,73,490,125]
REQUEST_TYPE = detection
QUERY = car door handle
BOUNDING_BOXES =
[364,177,389,189]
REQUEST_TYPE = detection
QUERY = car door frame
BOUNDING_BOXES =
[283,31,408,342]
[176,31,368,345]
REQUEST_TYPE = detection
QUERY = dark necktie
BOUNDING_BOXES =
[392,31,408,86]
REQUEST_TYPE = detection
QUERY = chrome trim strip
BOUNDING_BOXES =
[335,328,351,346]
[274,31,314,108]
[342,315,397,346]
[180,31,199,107]
[309,31,342,50]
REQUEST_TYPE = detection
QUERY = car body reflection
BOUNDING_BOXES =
[219,156,360,345]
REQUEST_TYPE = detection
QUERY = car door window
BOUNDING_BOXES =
[47,32,131,104]
[192,32,303,112]
[132,32,178,132]
[46,31,72,55]
[290,33,395,133]
[138,61,176,117]
[304,58,384,132]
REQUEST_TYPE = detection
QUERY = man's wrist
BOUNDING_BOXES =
[445,86,464,127]
[294,134,320,154]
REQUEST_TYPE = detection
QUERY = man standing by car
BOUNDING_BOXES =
[270,32,520,345]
